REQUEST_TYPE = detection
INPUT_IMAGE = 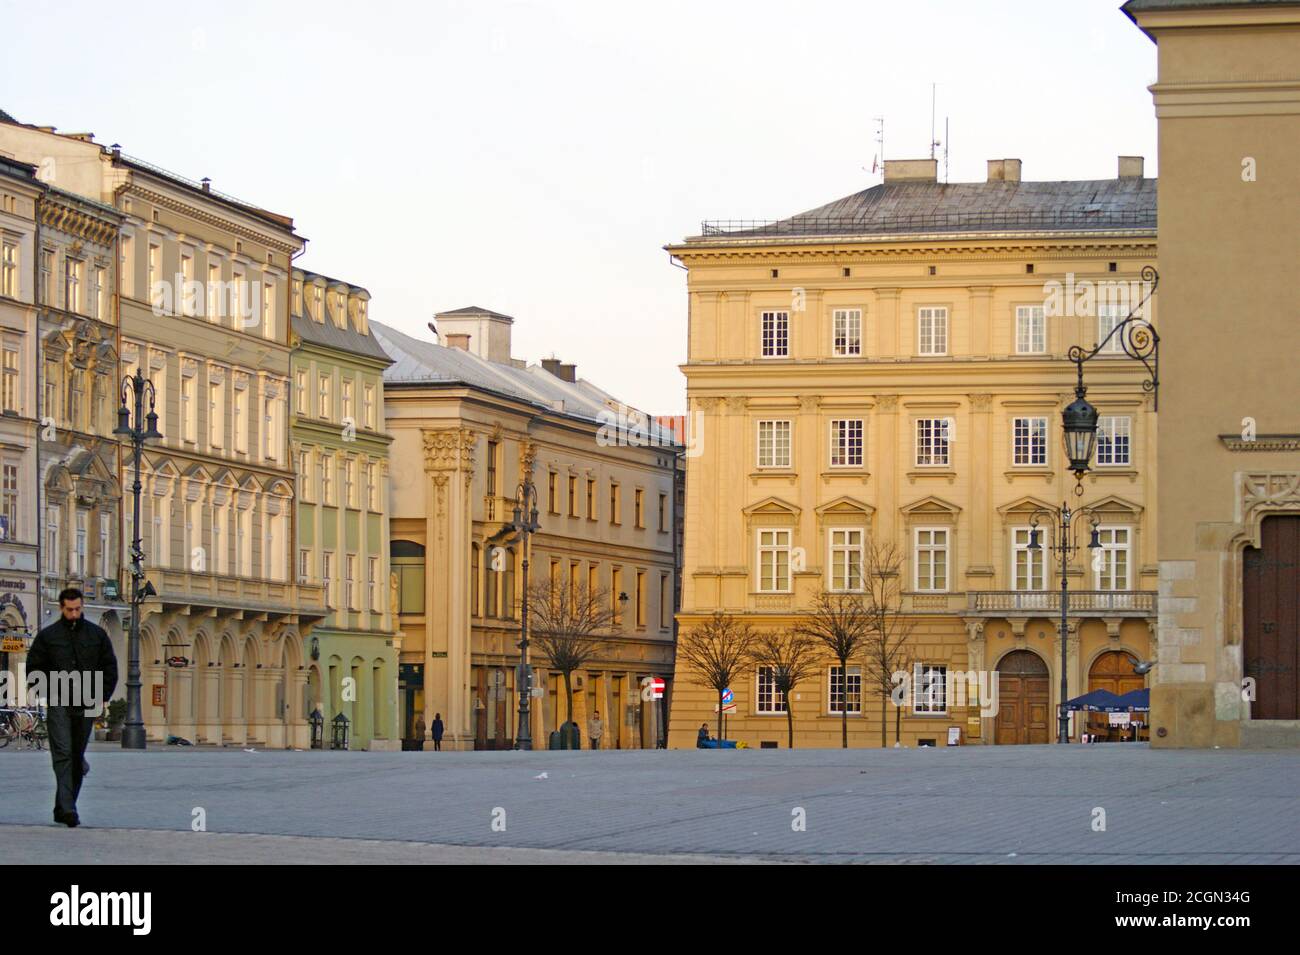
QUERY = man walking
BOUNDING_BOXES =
[25,588,118,828]
[588,710,604,750]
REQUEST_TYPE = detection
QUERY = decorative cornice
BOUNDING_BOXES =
[1220,434,1300,452]
[124,184,298,255]
[422,427,477,474]
[38,199,119,247]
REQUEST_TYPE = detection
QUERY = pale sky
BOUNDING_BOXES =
[1,0,1157,414]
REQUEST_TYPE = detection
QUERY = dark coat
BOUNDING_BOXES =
[431,718,444,741]
[26,617,118,708]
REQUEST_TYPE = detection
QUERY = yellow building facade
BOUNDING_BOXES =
[1125,0,1300,747]
[667,157,1159,747]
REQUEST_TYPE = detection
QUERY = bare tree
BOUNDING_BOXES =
[752,629,821,749]
[676,611,759,743]
[526,578,616,726]
[859,541,917,748]
[796,591,872,748]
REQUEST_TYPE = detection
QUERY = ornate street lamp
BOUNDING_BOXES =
[1063,266,1159,490]
[114,369,162,750]
[1028,504,1102,744]
[502,480,540,751]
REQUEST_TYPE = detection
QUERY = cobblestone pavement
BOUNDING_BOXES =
[2,743,1298,864]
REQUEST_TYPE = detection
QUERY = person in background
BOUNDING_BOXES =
[697,723,711,748]
[414,713,426,751]
[25,588,117,828]
[588,710,605,750]
[431,713,444,751]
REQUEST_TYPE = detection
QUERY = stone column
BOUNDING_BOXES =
[963,618,988,744]
[967,394,994,583]
[423,428,477,750]
[875,395,899,545]
[199,667,221,743]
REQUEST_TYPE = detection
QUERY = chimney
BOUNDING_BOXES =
[987,159,1023,183]
[446,333,471,350]
[433,307,514,363]
[540,358,562,377]
[1118,156,1145,179]
[558,363,576,383]
[883,159,938,184]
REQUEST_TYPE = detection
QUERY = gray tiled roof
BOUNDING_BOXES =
[689,176,1157,241]
[373,320,674,441]
[1124,0,1298,11]
[292,311,392,364]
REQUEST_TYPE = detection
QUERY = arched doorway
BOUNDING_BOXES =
[996,650,1050,744]
[1244,515,1300,720]
[1087,650,1142,740]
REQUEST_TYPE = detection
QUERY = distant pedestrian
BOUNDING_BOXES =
[414,714,426,751]
[697,723,710,748]
[588,710,604,750]
[25,588,117,828]
[432,713,444,751]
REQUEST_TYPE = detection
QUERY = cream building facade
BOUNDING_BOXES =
[1125,0,1300,747]
[666,157,1159,747]
[0,115,328,747]
[376,310,679,750]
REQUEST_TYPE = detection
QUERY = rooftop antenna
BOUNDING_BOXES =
[944,116,950,183]
[872,116,884,179]
[930,83,942,161]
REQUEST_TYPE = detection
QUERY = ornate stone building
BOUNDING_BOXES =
[378,309,680,750]
[666,157,1159,747]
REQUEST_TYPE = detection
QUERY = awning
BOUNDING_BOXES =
[1113,688,1150,712]
[1063,689,1129,712]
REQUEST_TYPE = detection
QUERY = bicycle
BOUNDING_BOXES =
[0,707,47,750]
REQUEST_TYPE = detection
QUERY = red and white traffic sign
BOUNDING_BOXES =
[649,677,665,700]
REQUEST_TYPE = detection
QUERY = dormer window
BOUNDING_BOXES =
[311,286,323,324]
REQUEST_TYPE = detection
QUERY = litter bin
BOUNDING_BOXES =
[561,721,580,749]
[548,730,561,750]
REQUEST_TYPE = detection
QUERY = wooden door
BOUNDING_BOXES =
[1087,651,1141,738]
[1244,516,1300,720]
[996,650,1050,744]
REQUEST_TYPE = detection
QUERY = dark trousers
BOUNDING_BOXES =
[433,738,442,751]
[47,706,94,817]
[590,737,601,750]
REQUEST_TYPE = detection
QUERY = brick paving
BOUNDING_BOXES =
[2,743,1298,863]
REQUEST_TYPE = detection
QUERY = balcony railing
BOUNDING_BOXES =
[967,591,1156,615]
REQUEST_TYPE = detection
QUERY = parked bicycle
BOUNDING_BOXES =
[0,706,48,750]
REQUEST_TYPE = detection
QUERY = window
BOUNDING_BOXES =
[756,666,787,714]
[609,481,620,524]
[292,451,310,502]
[636,570,646,627]
[915,528,949,592]
[1016,305,1045,354]
[832,308,862,357]
[611,567,623,625]
[368,556,379,611]
[1,240,18,298]
[264,392,279,462]
[341,379,353,423]
[65,257,83,313]
[231,267,246,326]
[294,370,306,415]
[366,462,377,510]
[918,306,948,355]
[98,512,111,577]
[121,235,134,300]
[1097,416,1131,466]
[913,664,948,714]
[588,563,599,598]
[660,573,670,629]
[363,384,375,429]
[915,418,951,466]
[757,529,791,593]
[1,463,18,536]
[760,311,789,358]
[829,665,862,715]
[213,505,228,575]
[634,489,644,528]
[179,253,195,316]
[658,493,667,532]
[262,282,275,339]
[1096,527,1131,591]
[298,548,311,583]
[485,440,497,503]
[233,385,247,453]
[68,373,83,429]
[1012,527,1047,591]
[47,506,61,576]
[344,458,355,507]
[94,267,108,320]
[207,378,224,448]
[345,555,357,609]
[2,346,18,413]
[147,244,161,310]
[830,419,863,467]
[181,372,196,442]
[1012,417,1048,466]
[322,551,334,607]
[757,420,792,468]
[586,479,596,520]
[829,528,864,591]
[237,508,252,576]
[548,472,558,514]
[207,262,222,323]
[1097,303,1127,354]
[43,359,58,420]
[318,374,330,419]
[568,475,577,516]
[40,249,53,305]
[320,454,333,504]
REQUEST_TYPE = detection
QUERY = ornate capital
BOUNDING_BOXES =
[518,439,537,480]
[422,427,477,474]
[968,393,993,413]
[695,396,721,414]
[725,395,747,413]
[875,394,899,413]
[799,394,821,414]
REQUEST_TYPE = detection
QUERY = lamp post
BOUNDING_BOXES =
[1028,504,1102,744]
[114,369,162,750]
[505,480,540,751]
